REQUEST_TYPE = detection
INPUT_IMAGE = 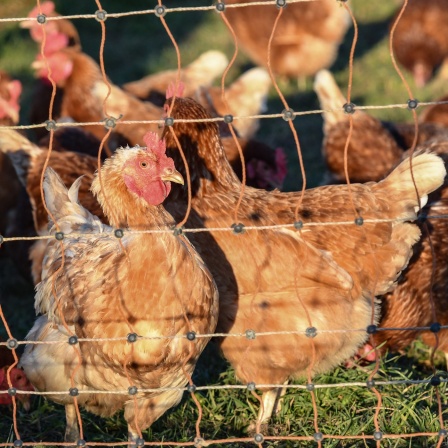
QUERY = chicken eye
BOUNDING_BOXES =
[140,161,149,169]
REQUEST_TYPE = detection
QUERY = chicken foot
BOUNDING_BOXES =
[248,385,287,434]
[64,403,81,443]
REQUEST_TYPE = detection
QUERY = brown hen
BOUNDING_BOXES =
[314,70,448,364]
[19,135,219,444]
[313,69,448,183]
[21,1,82,141]
[224,0,350,83]
[391,0,448,87]
[31,47,163,150]
[161,93,445,428]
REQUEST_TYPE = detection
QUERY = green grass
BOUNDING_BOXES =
[1,0,448,446]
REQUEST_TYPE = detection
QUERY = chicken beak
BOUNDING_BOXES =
[161,168,184,185]
[20,19,34,29]
[31,59,46,71]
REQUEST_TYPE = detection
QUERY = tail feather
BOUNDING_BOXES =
[376,152,446,208]
[0,128,42,186]
[43,167,104,235]
[313,70,350,131]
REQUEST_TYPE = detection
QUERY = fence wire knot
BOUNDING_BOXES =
[7,338,18,349]
[215,2,226,12]
[45,119,56,131]
[343,102,356,114]
[254,433,264,444]
[194,437,205,447]
[407,99,419,110]
[245,329,256,340]
[13,440,23,448]
[282,108,295,121]
[8,387,17,396]
[276,0,287,8]
[314,432,323,442]
[36,14,46,24]
[68,335,78,345]
[231,223,245,234]
[373,431,383,441]
[76,440,86,447]
[95,10,107,21]
[155,5,167,17]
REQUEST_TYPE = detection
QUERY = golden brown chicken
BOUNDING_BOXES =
[313,69,448,183]
[223,0,350,83]
[161,92,445,428]
[314,70,448,364]
[0,338,34,410]
[419,94,448,127]
[122,50,229,106]
[391,0,448,87]
[21,1,82,141]
[19,134,219,444]
[30,46,163,150]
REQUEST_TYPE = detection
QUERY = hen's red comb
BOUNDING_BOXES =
[166,81,185,100]
[143,131,167,157]
[28,1,55,18]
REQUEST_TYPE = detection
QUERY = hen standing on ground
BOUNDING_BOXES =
[391,0,448,87]
[19,133,219,444]
[161,93,446,428]
[314,69,448,364]
[224,0,350,84]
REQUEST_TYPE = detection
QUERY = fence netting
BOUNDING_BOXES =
[1,0,448,447]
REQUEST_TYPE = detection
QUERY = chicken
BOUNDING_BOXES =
[19,133,219,444]
[0,367,34,410]
[313,69,448,183]
[223,0,350,83]
[122,50,229,106]
[196,67,272,139]
[314,70,448,364]
[30,45,163,150]
[0,339,34,410]
[161,92,445,428]
[391,0,448,87]
[21,1,82,141]
[419,94,448,127]
[0,128,104,284]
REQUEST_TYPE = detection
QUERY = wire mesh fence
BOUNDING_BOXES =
[1,0,448,446]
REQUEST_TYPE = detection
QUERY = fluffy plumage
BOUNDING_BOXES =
[314,70,448,364]
[391,0,448,87]
[224,0,350,80]
[161,94,445,428]
[19,138,218,444]
[313,69,448,183]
